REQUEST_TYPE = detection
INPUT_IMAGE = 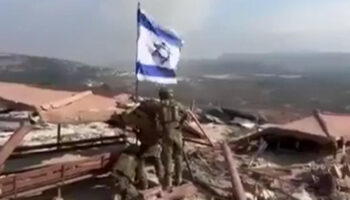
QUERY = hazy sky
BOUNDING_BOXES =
[1,0,350,65]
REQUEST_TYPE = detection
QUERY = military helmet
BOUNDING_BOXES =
[158,87,173,100]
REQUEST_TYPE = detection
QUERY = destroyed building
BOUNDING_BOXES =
[0,82,349,200]
[233,110,350,154]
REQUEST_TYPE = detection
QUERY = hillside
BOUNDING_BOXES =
[0,53,99,87]
[1,53,350,115]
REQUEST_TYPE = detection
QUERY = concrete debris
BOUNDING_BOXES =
[141,183,198,200]
[330,164,343,179]
[245,192,255,200]
[0,120,120,146]
[221,107,265,124]
[201,114,225,124]
[342,164,350,177]
[182,126,350,200]
[292,188,312,200]
[200,106,261,127]
[231,117,256,129]
[259,188,276,200]
[2,84,350,200]
[337,177,350,192]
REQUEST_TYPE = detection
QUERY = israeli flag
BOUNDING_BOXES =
[136,8,184,84]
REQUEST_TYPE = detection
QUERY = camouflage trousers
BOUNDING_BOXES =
[112,173,143,200]
[137,143,164,190]
[162,134,183,188]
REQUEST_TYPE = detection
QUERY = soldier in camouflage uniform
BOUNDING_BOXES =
[118,101,164,189]
[158,88,187,188]
[111,152,143,200]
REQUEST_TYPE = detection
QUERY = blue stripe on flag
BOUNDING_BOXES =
[136,62,176,78]
[138,9,183,48]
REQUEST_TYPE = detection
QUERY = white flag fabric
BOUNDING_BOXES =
[136,8,184,84]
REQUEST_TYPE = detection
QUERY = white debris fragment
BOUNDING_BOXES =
[292,188,313,200]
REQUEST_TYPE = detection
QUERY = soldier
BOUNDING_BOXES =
[137,134,164,190]
[111,151,143,200]
[116,101,164,190]
[158,88,188,189]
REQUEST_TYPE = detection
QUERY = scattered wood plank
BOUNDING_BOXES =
[0,125,32,173]
[40,91,92,111]
[222,142,246,200]
[188,110,214,147]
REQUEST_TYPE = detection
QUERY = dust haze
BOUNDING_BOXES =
[1,0,350,64]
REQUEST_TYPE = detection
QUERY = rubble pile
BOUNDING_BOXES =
[184,140,350,200]
[0,111,122,146]
[182,118,350,200]
[1,82,350,200]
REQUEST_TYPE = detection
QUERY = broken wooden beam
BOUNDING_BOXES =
[313,109,332,139]
[0,125,32,173]
[57,124,61,150]
[313,109,338,153]
[248,139,268,167]
[222,142,246,200]
[184,138,212,147]
[188,110,214,147]
[40,90,92,111]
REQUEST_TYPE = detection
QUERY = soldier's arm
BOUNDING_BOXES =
[176,102,188,113]
[177,102,190,125]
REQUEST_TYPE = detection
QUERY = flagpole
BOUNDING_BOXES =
[134,1,141,100]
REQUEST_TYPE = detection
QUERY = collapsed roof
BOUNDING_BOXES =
[0,82,127,124]
[233,110,350,150]
[0,82,206,141]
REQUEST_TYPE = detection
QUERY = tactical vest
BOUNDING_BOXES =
[160,100,180,127]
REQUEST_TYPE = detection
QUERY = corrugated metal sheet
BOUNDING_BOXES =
[277,112,350,140]
[38,94,124,124]
[0,82,128,124]
[260,111,350,144]
[0,82,75,110]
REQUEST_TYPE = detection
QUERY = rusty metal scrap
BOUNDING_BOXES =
[222,142,246,200]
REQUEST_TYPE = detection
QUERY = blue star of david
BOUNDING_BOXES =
[152,41,170,65]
